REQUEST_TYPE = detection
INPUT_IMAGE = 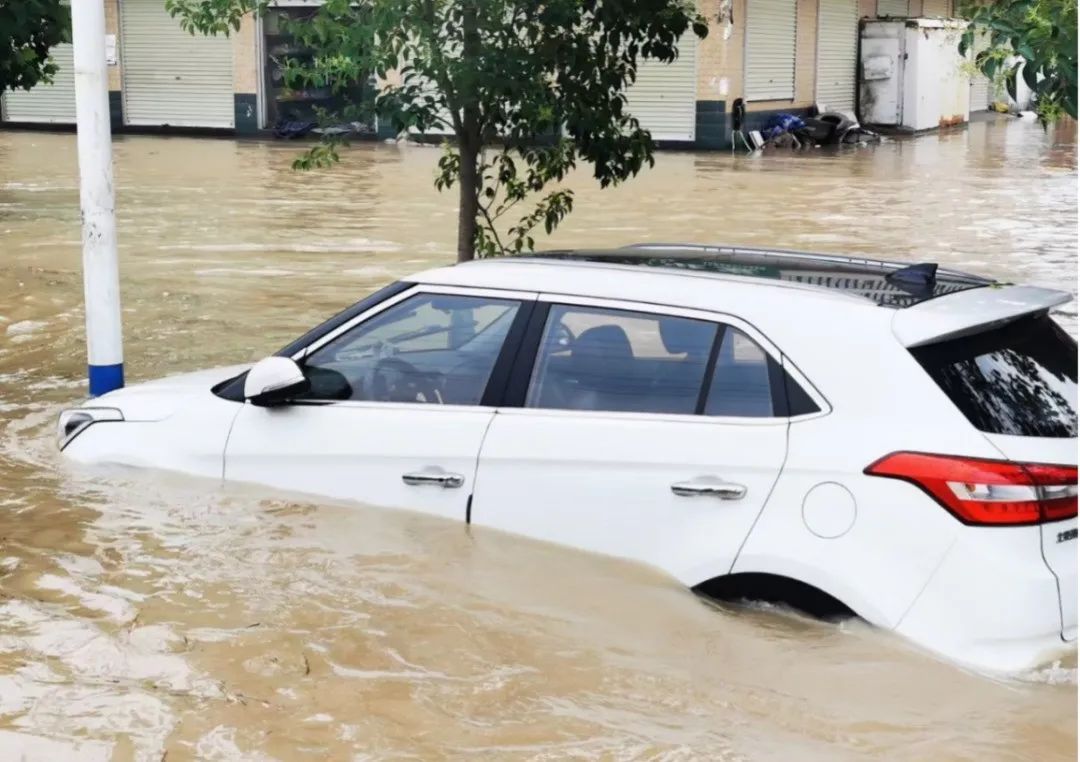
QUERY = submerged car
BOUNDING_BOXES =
[59,245,1078,672]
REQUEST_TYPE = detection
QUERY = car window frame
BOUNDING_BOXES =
[288,284,540,409]
[497,294,829,423]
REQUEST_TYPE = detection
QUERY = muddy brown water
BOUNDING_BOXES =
[0,118,1076,761]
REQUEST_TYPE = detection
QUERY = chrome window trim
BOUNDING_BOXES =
[290,284,539,362]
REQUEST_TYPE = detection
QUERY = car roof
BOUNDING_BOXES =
[411,244,995,310]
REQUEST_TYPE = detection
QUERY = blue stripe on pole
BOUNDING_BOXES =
[88,363,124,397]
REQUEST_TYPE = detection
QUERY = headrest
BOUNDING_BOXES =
[659,318,713,355]
[573,325,634,360]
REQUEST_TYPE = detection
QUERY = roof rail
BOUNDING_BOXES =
[619,242,989,282]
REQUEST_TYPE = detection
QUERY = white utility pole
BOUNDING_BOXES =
[71,0,124,396]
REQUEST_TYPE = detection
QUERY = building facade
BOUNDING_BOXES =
[1,0,259,132]
[2,0,968,148]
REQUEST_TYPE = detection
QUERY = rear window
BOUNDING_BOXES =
[911,313,1078,438]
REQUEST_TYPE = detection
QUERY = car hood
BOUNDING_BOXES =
[85,364,250,421]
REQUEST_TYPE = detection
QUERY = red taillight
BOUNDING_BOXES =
[865,452,1078,526]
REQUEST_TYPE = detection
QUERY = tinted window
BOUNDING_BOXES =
[300,293,520,404]
[526,305,717,414]
[704,328,777,417]
[911,313,1078,438]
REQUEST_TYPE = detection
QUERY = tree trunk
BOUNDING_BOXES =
[456,140,479,262]
[455,0,481,263]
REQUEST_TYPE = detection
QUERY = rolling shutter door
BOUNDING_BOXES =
[922,0,949,14]
[876,0,909,15]
[746,0,797,101]
[625,34,697,141]
[816,0,858,112]
[969,31,991,111]
[970,76,990,111]
[1,43,76,124]
[120,0,234,128]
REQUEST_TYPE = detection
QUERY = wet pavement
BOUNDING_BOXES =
[0,116,1076,760]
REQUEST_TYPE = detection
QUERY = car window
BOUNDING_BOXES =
[299,293,521,404]
[910,313,1078,438]
[704,328,776,417]
[526,304,717,414]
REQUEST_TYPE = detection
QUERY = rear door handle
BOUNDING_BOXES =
[671,477,747,500]
[402,468,464,489]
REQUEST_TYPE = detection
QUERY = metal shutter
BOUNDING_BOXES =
[625,34,697,141]
[970,77,990,111]
[120,0,234,128]
[922,0,948,14]
[816,0,858,112]
[1,43,77,124]
[969,30,991,111]
[746,0,797,101]
[876,0,909,15]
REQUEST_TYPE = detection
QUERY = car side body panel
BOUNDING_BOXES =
[224,402,494,522]
[894,525,1067,672]
[62,380,243,480]
[472,409,789,584]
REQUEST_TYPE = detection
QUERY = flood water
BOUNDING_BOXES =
[0,117,1076,760]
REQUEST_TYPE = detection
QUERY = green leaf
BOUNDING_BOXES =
[1022,60,1040,91]
[1005,61,1022,101]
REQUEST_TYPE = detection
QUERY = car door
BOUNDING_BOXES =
[471,296,820,585]
[224,285,536,521]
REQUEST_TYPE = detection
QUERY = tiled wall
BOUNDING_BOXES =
[695,0,821,113]
[233,13,260,132]
[233,14,259,95]
[105,0,121,91]
[695,0,740,105]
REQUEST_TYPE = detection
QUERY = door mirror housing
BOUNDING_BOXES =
[244,357,310,407]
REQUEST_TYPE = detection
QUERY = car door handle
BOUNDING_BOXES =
[671,478,747,500]
[402,469,464,489]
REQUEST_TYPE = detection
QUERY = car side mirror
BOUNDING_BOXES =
[244,357,310,407]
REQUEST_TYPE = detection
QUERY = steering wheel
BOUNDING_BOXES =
[369,357,444,403]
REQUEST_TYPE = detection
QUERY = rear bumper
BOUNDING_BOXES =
[895,526,1076,673]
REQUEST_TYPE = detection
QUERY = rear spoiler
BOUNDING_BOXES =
[892,285,1074,348]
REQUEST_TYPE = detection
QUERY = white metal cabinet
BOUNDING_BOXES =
[224,403,494,522]
[120,0,234,128]
[860,19,970,130]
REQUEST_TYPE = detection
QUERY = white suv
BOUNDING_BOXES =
[59,245,1078,672]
